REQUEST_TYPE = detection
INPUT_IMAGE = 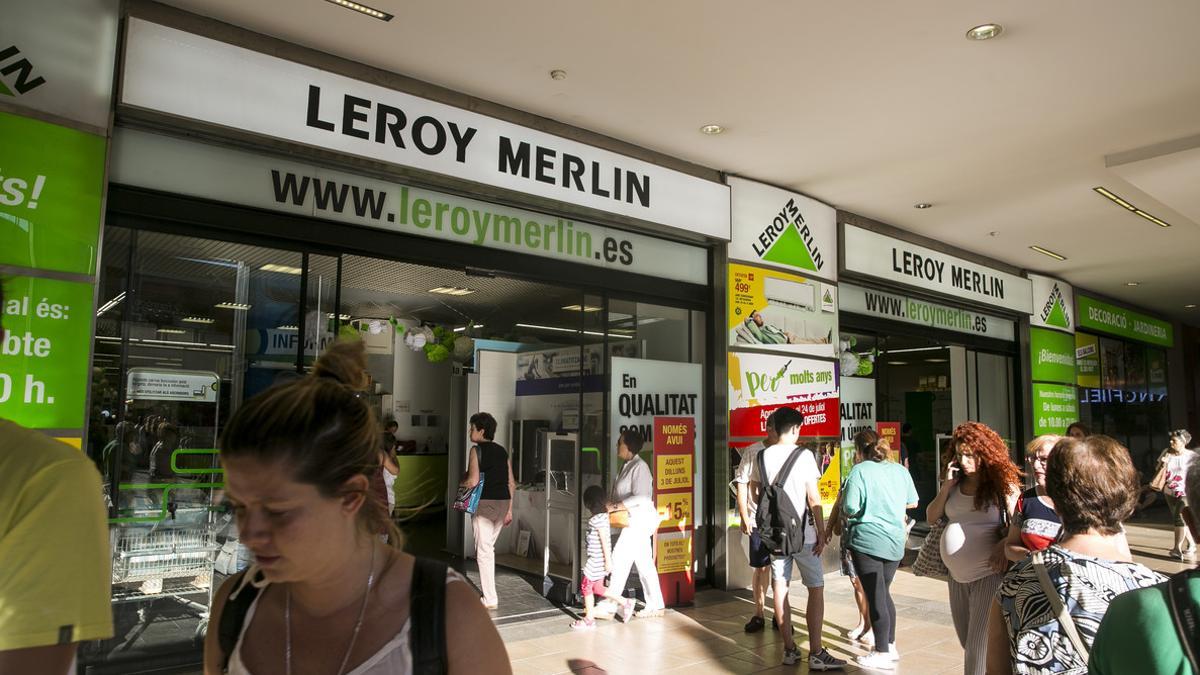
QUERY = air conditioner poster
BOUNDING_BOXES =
[728,263,837,358]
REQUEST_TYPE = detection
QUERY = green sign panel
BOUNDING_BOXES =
[1030,327,1077,385]
[0,111,107,276]
[1076,295,1173,348]
[1032,383,1079,436]
[0,276,96,429]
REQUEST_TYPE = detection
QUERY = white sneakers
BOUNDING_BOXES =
[856,651,896,671]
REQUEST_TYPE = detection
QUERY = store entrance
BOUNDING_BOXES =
[841,330,1017,519]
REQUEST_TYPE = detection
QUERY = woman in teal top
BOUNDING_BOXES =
[842,430,920,671]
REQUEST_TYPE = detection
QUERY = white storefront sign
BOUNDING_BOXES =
[842,224,1032,314]
[111,129,708,285]
[121,19,731,240]
[127,369,219,403]
[838,283,1016,341]
[727,352,838,409]
[839,377,876,445]
[1028,274,1075,334]
[729,177,837,282]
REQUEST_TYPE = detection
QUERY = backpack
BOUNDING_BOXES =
[754,447,809,556]
[218,556,449,674]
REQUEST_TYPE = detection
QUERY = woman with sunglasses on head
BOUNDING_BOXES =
[204,340,510,675]
[925,422,1021,675]
[1002,435,1062,562]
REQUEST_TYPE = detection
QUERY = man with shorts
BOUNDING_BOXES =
[735,409,779,632]
[752,407,846,670]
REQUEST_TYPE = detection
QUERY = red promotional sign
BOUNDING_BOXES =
[729,396,840,439]
[652,416,695,606]
[877,422,901,463]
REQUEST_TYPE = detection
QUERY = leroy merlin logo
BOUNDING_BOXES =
[1040,284,1071,329]
[751,198,825,273]
[0,46,47,97]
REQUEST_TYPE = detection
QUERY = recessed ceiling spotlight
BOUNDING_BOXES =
[914,203,933,209]
[1125,282,1140,287]
[966,23,1004,40]
[549,69,567,81]
[323,0,393,21]
[1029,245,1067,261]
[1186,304,1197,309]
[699,124,725,135]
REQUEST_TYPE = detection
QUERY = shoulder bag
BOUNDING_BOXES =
[452,474,484,514]
[1031,550,1089,662]
[1150,460,1168,492]
[1166,569,1200,673]
[912,516,950,580]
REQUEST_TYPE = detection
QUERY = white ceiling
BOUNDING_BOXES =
[157,0,1200,325]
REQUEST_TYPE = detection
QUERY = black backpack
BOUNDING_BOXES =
[218,556,449,674]
[755,447,809,556]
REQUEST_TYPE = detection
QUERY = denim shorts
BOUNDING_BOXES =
[770,544,824,588]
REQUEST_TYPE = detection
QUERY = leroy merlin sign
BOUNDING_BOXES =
[1029,275,1074,333]
[729,177,837,282]
[1077,295,1173,348]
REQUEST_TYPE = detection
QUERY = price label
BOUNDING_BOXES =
[657,492,692,531]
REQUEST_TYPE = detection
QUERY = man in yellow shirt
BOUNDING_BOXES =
[0,277,113,673]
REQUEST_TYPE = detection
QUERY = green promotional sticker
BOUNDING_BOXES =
[1030,327,1076,385]
[0,112,107,276]
[1076,295,1173,348]
[0,276,96,429]
[1031,383,1079,436]
[1075,333,1100,388]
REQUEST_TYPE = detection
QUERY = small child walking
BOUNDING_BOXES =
[572,485,612,630]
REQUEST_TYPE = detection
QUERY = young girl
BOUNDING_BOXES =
[571,486,612,630]
[204,340,510,675]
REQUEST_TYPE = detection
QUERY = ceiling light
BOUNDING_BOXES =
[1093,187,1136,211]
[562,304,603,312]
[966,23,1004,40]
[888,360,909,366]
[1029,245,1067,261]
[260,263,302,275]
[549,69,567,81]
[277,325,299,331]
[322,0,393,21]
[925,358,949,363]
[1125,282,1140,287]
[453,324,485,333]
[515,322,633,339]
[914,203,932,209]
[326,313,352,320]
[96,292,126,317]
[429,286,475,296]
[157,328,186,335]
[882,346,946,355]
[1133,209,1172,228]
[215,302,252,311]
[699,124,725,135]
[1186,304,1196,309]
[182,316,215,324]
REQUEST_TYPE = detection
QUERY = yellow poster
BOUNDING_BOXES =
[656,454,693,491]
[817,444,840,512]
[727,263,837,359]
[656,492,693,530]
[656,532,692,574]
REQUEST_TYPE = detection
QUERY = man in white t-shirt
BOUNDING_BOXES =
[751,407,845,671]
[735,409,779,633]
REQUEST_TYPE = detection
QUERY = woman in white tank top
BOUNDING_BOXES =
[204,341,510,675]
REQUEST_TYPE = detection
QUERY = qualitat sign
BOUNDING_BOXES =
[728,177,837,282]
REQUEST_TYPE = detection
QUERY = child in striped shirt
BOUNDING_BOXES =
[571,486,612,630]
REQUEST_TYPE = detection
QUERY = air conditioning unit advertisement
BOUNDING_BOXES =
[728,263,838,359]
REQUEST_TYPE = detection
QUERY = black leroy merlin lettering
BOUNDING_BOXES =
[305,85,478,162]
[0,45,47,96]
[498,137,651,208]
[891,249,1006,299]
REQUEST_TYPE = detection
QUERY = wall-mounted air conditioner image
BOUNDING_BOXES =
[764,276,816,311]
[734,278,832,348]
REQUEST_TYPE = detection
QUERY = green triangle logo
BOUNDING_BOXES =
[0,81,13,97]
[823,290,833,304]
[762,223,818,271]
[1045,298,1069,329]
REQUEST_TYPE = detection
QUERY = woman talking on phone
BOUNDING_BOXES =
[925,422,1021,675]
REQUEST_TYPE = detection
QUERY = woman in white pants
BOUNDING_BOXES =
[603,430,665,620]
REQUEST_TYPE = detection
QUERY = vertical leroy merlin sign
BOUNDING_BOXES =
[0,111,106,434]
[1029,274,1074,333]
[1026,275,1077,436]
[728,177,837,283]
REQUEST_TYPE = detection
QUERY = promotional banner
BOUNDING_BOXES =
[728,177,837,282]
[653,416,695,605]
[121,20,730,240]
[0,112,107,276]
[877,422,901,463]
[1075,333,1101,388]
[1032,383,1081,436]
[728,263,837,359]
[112,129,709,285]
[727,352,837,410]
[1029,275,1074,334]
[838,283,1015,342]
[0,277,95,429]
[1030,327,1077,385]
[1076,295,1173,348]
[729,396,839,439]
[842,225,1033,314]
[839,377,876,445]
[127,369,220,403]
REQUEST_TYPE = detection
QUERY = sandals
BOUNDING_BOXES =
[570,618,596,630]
[620,599,635,623]
[636,607,665,618]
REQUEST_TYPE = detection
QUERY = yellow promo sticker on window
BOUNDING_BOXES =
[656,492,692,531]
[656,532,692,574]
[656,454,692,491]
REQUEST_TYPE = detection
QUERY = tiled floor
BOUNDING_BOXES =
[500,520,1195,674]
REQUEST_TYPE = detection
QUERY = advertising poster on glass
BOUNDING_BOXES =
[728,263,838,359]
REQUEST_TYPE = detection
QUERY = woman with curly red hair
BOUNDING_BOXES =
[926,421,1021,675]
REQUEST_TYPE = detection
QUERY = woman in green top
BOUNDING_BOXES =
[842,430,920,672]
